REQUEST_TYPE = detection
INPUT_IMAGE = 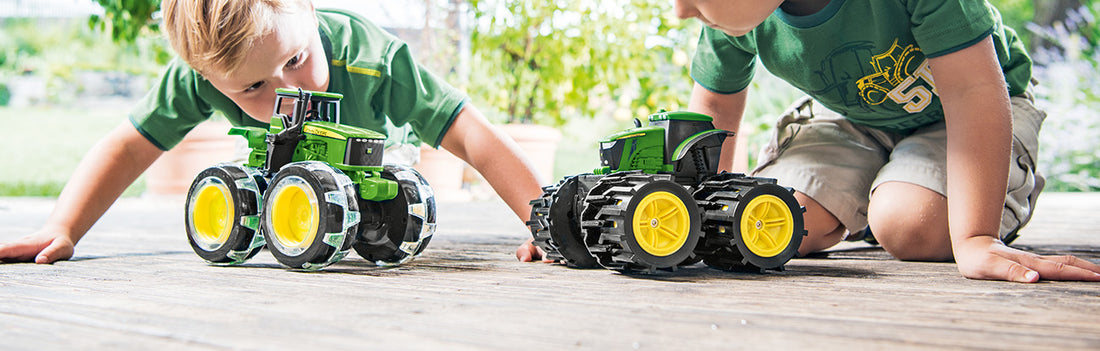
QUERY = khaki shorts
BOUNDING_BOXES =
[751,93,1046,242]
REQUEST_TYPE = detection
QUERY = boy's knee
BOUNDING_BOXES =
[792,192,846,255]
[869,182,952,261]
[869,212,952,261]
[872,224,952,261]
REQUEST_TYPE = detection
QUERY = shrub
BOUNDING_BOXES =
[1028,4,1100,191]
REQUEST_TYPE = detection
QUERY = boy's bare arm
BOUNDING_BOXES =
[438,104,544,224]
[932,36,1100,282]
[0,122,163,263]
[688,83,748,172]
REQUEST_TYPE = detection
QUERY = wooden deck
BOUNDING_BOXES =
[1,192,1098,350]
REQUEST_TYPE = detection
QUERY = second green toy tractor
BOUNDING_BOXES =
[184,88,436,270]
[528,110,807,273]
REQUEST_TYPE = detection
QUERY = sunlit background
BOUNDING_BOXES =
[0,0,1097,197]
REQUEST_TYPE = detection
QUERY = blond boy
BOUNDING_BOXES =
[0,0,543,263]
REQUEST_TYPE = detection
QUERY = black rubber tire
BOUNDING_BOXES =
[581,171,702,272]
[528,175,600,268]
[694,173,805,271]
[729,183,805,269]
[185,163,266,265]
[261,161,359,270]
[353,164,437,266]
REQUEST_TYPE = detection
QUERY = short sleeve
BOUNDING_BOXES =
[127,59,215,150]
[689,27,758,94]
[907,0,996,57]
[373,42,467,149]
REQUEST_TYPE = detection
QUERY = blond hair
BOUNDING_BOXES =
[161,0,312,77]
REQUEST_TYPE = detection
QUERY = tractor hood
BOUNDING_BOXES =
[599,126,664,143]
[302,121,386,141]
[647,110,713,123]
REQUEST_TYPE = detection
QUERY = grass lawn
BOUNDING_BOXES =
[0,103,146,197]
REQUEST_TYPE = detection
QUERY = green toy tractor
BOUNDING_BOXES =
[528,110,806,273]
[184,88,436,270]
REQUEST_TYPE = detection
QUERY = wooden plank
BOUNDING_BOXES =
[0,193,1097,350]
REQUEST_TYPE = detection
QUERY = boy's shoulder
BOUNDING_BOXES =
[316,8,399,44]
[316,8,405,62]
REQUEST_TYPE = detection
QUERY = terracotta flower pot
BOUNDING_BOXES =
[415,145,469,201]
[145,121,238,197]
[495,123,561,184]
[414,123,562,202]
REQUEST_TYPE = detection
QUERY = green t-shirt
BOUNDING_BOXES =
[129,8,467,150]
[690,0,1032,134]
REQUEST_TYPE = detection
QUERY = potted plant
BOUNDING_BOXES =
[464,0,700,184]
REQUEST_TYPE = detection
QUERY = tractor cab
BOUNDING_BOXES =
[596,110,732,183]
[273,87,343,125]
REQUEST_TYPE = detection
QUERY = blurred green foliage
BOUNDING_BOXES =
[0,105,146,196]
[5,0,1100,193]
[0,18,169,104]
[467,0,699,126]
[989,0,1036,42]
[1027,2,1100,191]
[88,0,161,43]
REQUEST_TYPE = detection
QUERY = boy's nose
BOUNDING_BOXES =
[673,0,698,19]
[272,78,296,91]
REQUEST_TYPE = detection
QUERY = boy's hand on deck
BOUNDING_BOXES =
[515,237,552,263]
[954,235,1100,283]
[0,230,74,264]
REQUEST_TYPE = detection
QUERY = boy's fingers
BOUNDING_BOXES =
[1029,255,1100,282]
[516,243,537,262]
[1045,254,1100,273]
[0,241,42,263]
[35,239,74,264]
[999,259,1039,283]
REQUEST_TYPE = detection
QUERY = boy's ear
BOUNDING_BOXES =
[308,1,317,24]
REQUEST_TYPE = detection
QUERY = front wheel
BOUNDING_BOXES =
[695,175,805,271]
[261,162,360,270]
[732,184,804,269]
[184,163,266,265]
[353,164,437,266]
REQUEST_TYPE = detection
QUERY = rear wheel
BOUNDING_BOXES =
[185,163,266,265]
[582,172,701,272]
[528,175,600,268]
[353,164,437,266]
[262,162,360,270]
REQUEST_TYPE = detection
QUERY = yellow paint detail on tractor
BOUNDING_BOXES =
[304,125,346,140]
[615,133,647,141]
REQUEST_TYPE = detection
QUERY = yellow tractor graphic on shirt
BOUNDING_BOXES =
[857,39,933,109]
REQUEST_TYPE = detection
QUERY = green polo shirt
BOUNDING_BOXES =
[691,0,1032,134]
[129,8,467,150]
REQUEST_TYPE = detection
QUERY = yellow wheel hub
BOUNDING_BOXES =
[631,191,691,257]
[190,179,234,248]
[270,179,320,252]
[739,194,794,257]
